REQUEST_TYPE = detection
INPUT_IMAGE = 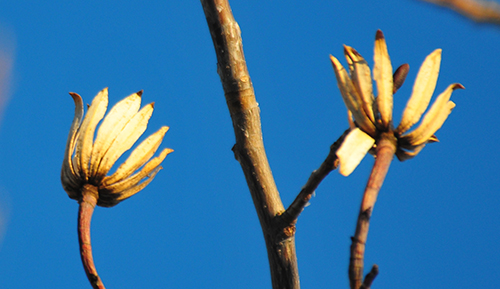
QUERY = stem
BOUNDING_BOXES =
[78,184,106,289]
[200,1,300,288]
[349,132,396,289]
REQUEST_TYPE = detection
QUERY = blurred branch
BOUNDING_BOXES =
[420,0,500,25]
[200,1,300,288]
[282,129,349,225]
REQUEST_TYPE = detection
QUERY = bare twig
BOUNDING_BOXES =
[359,265,379,289]
[349,133,396,289]
[78,185,106,289]
[420,0,500,25]
[282,129,349,225]
[200,1,300,288]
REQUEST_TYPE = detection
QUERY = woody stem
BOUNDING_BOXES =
[78,184,106,289]
[349,132,397,289]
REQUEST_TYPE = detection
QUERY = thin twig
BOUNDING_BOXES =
[349,132,396,289]
[420,0,500,25]
[282,129,349,225]
[200,1,300,288]
[359,265,379,289]
[78,184,106,289]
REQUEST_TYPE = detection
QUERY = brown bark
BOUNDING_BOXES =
[78,184,106,289]
[200,1,300,288]
[349,132,396,289]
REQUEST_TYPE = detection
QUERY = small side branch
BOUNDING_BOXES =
[282,129,349,225]
[420,0,500,25]
[349,133,396,289]
[359,265,379,289]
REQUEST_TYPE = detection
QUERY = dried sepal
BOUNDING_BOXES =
[336,128,375,176]
[373,30,393,130]
[95,103,155,180]
[396,143,426,161]
[90,91,142,178]
[103,126,170,185]
[397,49,442,135]
[402,83,463,146]
[330,55,376,136]
[75,88,109,180]
[344,45,376,123]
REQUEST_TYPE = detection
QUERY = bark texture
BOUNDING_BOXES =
[200,1,300,288]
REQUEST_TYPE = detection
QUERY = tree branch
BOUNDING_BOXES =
[282,129,349,225]
[200,1,300,288]
[349,132,396,289]
[420,0,500,25]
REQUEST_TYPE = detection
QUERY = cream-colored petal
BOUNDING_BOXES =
[402,83,463,146]
[397,49,442,135]
[95,103,155,179]
[103,127,170,185]
[74,88,109,180]
[89,91,142,177]
[61,92,84,190]
[396,144,426,161]
[102,148,171,191]
[347,109,356,130]
[330,55,376,136]
[115,166,163,203]
[336,128,375,176]
[373,30,393,129]
[344,45,375,123]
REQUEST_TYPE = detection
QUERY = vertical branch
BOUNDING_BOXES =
[349,132,396,289]
[200,1,300,288]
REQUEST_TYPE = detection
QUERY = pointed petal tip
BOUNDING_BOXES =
[137,90,144,97]
[452,83,465,90]
[68,92,82,103]
[375,29,384,40]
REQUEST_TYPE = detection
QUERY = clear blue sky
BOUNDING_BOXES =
[0,1,498,288]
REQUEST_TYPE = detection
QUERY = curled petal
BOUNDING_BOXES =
[114,166,163,205]
[396,143,426,161]
[103,126,171,185]
[344,45,375,123]
[373,30,393,129]
[402,83,464,146]
[397,49,442,135]
[75,88,109,181]
[61,92,84,191]
[330,55,376,136]
[95,103,155,180]
[102,148,171,193]
[336,128,375,176]
[90,91,142,178]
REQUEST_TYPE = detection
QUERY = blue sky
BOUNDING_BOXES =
[0,1,499,288]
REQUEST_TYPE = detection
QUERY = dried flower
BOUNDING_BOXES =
[330,30,463,176]
[61,88,172,289]
[61,88,172,207]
